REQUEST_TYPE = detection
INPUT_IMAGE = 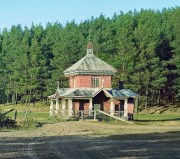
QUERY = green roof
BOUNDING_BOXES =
[63,54,117,76]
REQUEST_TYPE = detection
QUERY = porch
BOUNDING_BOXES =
[49,88,138,121]
[49,97,135,121]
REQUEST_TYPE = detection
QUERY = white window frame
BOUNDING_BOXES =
[92,77,100,87]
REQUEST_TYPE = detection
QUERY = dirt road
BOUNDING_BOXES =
[0,121,180,159]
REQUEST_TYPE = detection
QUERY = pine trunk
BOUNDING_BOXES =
[6,95,9,105]
[157,88,161,106]
[25,96,28,107]
[12,93,16,106]
[145,86,148,110]
[134,96,139,116]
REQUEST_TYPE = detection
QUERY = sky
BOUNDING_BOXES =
[0,0,180,30]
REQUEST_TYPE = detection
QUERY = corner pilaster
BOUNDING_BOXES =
[110,99,114,116]
[68,98,73,117]
[89,98,93,115]
[49,100,54,117]
[124,98,128,118]
[55,99,59,115]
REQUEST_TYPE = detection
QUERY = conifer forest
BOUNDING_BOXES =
[0,8,180,109]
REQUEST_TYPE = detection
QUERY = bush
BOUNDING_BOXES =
[19,110,42,129]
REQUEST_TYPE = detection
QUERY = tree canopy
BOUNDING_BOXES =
[0,7,180,108]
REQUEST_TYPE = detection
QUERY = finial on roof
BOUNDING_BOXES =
[87,39,93,55]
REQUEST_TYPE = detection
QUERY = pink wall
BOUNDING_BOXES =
[69,75,112,88]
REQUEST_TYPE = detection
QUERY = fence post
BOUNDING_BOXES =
[81,111,83,120]
[94,111,96,120]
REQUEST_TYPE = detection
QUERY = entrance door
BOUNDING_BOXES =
[79,102,84,110]
[94,104,101,115]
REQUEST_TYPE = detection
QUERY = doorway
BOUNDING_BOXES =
[93,103,101,115]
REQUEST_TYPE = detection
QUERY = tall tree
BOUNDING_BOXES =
[172,8,180,100]
[131,10,166,108]
[0,7,179,107]
[28,24,45,106]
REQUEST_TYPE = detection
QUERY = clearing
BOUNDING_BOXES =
[0,121,180,159]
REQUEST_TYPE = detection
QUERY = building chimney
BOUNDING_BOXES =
[118,81,124,90]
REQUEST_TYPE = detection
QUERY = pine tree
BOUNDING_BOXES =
[29,24,45,106]
[172,8,180,99]
[132,10,167,109]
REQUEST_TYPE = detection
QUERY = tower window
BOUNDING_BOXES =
[92,77,100,87]
[88,48,93,54]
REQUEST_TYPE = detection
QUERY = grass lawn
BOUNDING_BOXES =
[134,113,180,121]
[0,103,66,125]
[1,103,180,126]
[133,113,180,126]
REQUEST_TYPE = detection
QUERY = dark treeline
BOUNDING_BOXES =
[0,8,180,108]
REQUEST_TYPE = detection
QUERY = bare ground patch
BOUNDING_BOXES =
[0,121,180,159]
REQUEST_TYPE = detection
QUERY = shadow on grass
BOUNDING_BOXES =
[134,117,180,122]
[0,131,180,159]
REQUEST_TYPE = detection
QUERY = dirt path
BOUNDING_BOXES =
[0,121,180,159]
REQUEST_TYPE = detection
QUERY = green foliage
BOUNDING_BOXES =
[0,7,179,108]
[171,8,180,99]
[19,110,41,129]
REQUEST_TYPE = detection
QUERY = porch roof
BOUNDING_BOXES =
[56,88,99,98]
[56,88,138,99]
[107,89,138,99]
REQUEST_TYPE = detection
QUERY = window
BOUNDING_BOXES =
[92,77,100,87]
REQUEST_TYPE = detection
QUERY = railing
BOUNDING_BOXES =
[114,111,124,117]
[55,109,133,123]
[59,110,124,118]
